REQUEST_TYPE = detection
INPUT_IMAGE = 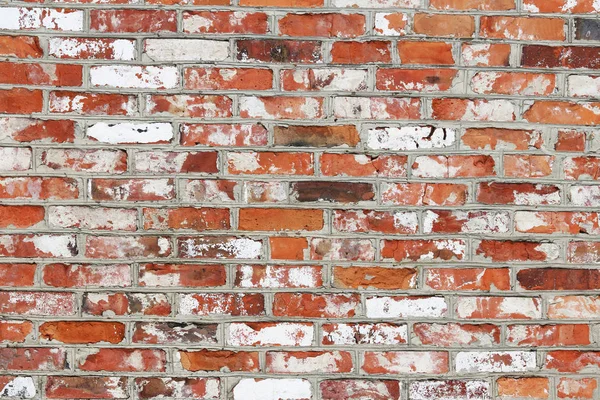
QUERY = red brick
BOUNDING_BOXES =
[239,208,323,231]
[462,128,541,150]
[497,377,549,399]
[91,10,177,32]
[42,263,131,288]
[557,377,596,399]
[522,45,600,69]
[377,68,458,91]
[0,63,81,86]
[321,153,406,177]
[147,95,232,118]
[228,152,314,175]
[266,351,353,373]
[49,91,135,115]
[135,377,220,400]
[279,13,365,37]
[477,182,561,205]
[0,118,75,143]
[273,293,360,318]
[45,376,127,399]
[320,380,401,400]
[507,324,590,346]
[181,124,268,147]
[398,41,454,65]
[0,89,43,113]
[432,98,515,121]
[183,11,267,34]
[0,348,67,371]
[413,14,475,37]
[143,207,229,231]
[90,178,175,201]
[0,36,42,58]
[179,293,264,316]
[475,240,559,262]
[0,321,33,343]
[85,236,171,259]
[362,351,449,374]
[270,237,308,260]
[237,40,322,63]
[414,323,500,346]
[82,293,171,316]
[333,210,417,234]
[504,155,554,177]
[425,268,510,291]
[184,68,273,90]
[462,43,511,66]
[382,239,466,261]
[40,321,125,344]
[0,206,44,228]
[139,264,226,287]
[41,149,127,174]
[456,296,541,319]
[333,266,417,289]
[545,351,600,372]
[382,183,468,206]
[480,16,565,41]
[471,72,555,95]
[556,130,586,152]
[79,349,166,372]
[180,350,259,372]
[331,41,391,63]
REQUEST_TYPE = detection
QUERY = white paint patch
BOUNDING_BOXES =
[412,156,448,178]
[366,296,447,318]
[268,352,350,373]
[236,265,318,288]
[324,323,407,345]
[244,181,287,203]
[571,186,600,206]
[367,126,455,150]
[90,65,178,89]
[514,211,546,232]
[87,122,173,144]
[462,43,492,66]
[0,8,83,31]
[233,379,311,400]
[291,69,368,91]
[48,206,136,231]
[455,351,536,373]
[48,37,135,60]
[25,234,77,257]
[228,322,313,346]
[374,13,407,35]
[0,376,36,398]
[145,39,229,61]
[455,297,541,319]
[0,147,31,171]
[410,380,490,400]
[568,75,600,97]
[180,237,262,259]
[333,0,419,7]
[462,100,515,121]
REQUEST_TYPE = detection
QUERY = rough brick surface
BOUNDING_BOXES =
[0,1,599,399]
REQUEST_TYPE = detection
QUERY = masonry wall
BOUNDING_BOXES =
[0,0,600,399]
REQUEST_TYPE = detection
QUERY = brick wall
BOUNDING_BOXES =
[0,0,600,399]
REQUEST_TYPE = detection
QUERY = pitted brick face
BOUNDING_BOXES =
[0,0,599,399]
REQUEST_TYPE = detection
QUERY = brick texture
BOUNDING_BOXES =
[0,0,599,399]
